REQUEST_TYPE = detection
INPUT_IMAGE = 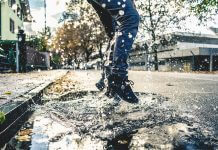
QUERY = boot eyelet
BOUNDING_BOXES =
[104,79,108,84]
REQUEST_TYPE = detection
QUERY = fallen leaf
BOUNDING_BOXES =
[4,91,12,95]
[16,135,31,142]
[118,140,128,144]
[18,129,32,136]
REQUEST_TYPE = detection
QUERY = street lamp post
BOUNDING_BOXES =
[16,41,19,73]
[17,30,26,73]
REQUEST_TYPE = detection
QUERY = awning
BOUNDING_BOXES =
[158,47,218,59]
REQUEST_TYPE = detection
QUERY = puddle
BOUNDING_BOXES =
[3,91,218,150]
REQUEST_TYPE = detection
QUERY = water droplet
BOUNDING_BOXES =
[119,10,125,16]
[117,32,123,36]
[102,3,106,8]
[128,33,133,38]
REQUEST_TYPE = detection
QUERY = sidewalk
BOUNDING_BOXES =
[0,70,68,106]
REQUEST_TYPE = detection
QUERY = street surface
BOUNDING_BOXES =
[72,70,218,135]
[129,71,218,136]
[70,70,218,139]
[4,70,218,149]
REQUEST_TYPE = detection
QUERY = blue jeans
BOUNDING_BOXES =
[95,0,140,77]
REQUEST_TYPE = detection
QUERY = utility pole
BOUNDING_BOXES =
[44,0,47,53]
[44,0,47,35]
[191,51,195,71]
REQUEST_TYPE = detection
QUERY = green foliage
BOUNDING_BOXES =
[180,0,218,21]
[27,27,52,52]
[27,36,47,52]
[194,0,218,13]
[181,0,218,16]
[52,53,61,65]
[0,111,5,124]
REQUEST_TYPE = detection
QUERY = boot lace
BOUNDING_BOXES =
[125,79,134,87]
[120,79,134,90]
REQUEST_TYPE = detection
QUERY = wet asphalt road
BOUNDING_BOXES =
[73,70,218,136]
[128,71,218,136]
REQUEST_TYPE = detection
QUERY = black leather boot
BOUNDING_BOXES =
[107,75,139,103]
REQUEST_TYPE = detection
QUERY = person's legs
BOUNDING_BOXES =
[89,0,140,102]
[89,0,140,76]
[96,0,140,77]
[95,0,140,102]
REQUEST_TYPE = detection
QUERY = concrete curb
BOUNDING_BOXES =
[0,70,69,147]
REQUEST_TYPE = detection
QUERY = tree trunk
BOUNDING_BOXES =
[85,48,93,62]
[77,62,80,69]
[154,50,158,71]
[151,30,159,71]
[85,52,90,62]
[148,0,158,71]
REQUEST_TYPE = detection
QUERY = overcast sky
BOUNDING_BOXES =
[29,0,69,32]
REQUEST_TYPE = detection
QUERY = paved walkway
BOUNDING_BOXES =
[0,70,68,106]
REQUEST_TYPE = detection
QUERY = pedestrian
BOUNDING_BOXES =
[87,0,140,103]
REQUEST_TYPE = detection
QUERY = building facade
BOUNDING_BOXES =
[0,0,31,40]
[129,31,218,72]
